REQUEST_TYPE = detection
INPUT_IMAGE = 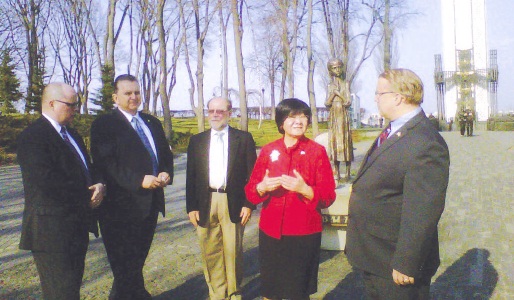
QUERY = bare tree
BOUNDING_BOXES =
[321,0,383,88]
[217,0,230,99]
[272,0,307,99]
[177,0,199,126]
[190,0,218,132]
[80,0,129,112]
[156,0,182,139]
[371,0,415,73]
[306,0,318,136]
[3,0,51,113]
[49,0,96,114]
[157,0,172,138]
[230,0,248,130]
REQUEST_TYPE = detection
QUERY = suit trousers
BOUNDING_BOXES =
[197,192,244,300]
[362,271,431,300]
[99,205,159,300]
[32,225,89,300]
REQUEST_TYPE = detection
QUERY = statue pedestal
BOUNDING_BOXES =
[321,183,350,251]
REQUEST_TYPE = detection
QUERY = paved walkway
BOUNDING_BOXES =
[0,131,513,299]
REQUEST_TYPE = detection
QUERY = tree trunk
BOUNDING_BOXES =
[231,0,248,131]
[193,0,206,132]
[158,0,172,140]
[218,0,229,99]
[306,0,318,136]
[383,0,392,71]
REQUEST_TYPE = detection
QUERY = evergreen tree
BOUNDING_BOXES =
[90,64,115,114]
[0,50,23,115]
[24,52,45,114]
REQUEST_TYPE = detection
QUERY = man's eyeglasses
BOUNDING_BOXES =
[374,91,396,97]
[208,109,228,115]
[54,99,81,108]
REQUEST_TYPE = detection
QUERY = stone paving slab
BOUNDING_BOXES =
[1,130,513,299]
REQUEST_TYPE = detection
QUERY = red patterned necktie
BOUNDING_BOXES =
[377,124,391,147]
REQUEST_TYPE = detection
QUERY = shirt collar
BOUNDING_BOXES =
[389,107,422,136]
[211,126,229,137]
[42,113,63,134]
[118,108,141,123]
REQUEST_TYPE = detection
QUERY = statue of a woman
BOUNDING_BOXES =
[325,58,353,182]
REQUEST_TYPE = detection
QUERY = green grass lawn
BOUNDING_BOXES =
[0,114,378,164]
[171,117,375,153]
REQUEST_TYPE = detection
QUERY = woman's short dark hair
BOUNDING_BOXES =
[275,98,311,134]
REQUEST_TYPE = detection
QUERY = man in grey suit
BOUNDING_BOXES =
[346,69,450,300]
[186,97,257,300]
[17,83,105,299]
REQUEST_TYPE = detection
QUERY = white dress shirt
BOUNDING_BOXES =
[209,126,229,189]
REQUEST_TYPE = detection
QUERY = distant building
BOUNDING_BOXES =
[350,93,361,129]
[434,0,498,122]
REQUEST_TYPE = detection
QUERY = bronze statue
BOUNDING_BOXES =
[325,58,353,182]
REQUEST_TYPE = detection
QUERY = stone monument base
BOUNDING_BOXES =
[321,183,350,250]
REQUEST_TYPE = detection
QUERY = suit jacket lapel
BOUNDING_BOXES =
[139,113,161,160]
[227,127,240,183]
[67,127,91,169]
[354,111,426,182]
[201,130,211,185]
[114,108,157,160]
[39,117,89,181]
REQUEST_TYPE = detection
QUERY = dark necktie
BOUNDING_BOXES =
[132,117,159,176]
[377,123,391,147]
[61,127,92,186]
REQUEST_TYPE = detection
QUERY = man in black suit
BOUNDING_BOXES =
[90,74,174,299]
[346,69,450,300]
[186,97,257,300]
[17,82,105,299]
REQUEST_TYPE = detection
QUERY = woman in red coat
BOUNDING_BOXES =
[245,98,336,300]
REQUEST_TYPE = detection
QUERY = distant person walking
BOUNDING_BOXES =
[458,107,467,136]
[465,109,474,136]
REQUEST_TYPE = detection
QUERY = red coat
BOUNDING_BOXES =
[245,137,336,239]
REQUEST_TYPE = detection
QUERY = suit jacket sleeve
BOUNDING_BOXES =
[392,138,450,276]
[186,134,200,213]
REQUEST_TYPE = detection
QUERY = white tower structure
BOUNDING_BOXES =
[434,0,498,122]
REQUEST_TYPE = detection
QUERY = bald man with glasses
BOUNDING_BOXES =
[17,82,105,299]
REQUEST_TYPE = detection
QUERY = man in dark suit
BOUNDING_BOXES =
[186,97,257,300]
[90,74,174,299]
[346,69,450,300]
[17,82,105,299]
